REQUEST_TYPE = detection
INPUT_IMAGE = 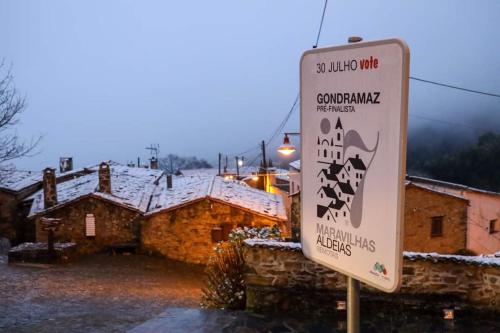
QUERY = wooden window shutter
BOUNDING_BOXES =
[86,214,96,237]
[211,227,222,243]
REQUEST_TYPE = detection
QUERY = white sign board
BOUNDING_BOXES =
[300,39,409,292]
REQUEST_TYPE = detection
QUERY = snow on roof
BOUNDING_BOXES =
[406,182,468,201]
[29,165,164,216]
[179,168,219,177]
[0,169,43,192]
[147,175,287,220]
[0,160,114,193]
[407,175,500,197]
[289,160,301,171]
[210,177,286,219]
[243,240,500,266]
[148,175,212,212]
[272,168,290,181]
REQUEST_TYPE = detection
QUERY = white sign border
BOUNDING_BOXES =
[299,38,410,293]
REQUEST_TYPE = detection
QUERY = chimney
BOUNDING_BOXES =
[59,157,73,173]
[166,174,173,189]
[150,157,158,170]
[43,168,58,208]
[98,162,111,193]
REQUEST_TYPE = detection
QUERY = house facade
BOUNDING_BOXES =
[28,163,163,254]
[0,165,92,244]
[407,176,500,254]
[142,175,287,264]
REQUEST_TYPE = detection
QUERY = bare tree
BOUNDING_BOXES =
[0,60,40,164]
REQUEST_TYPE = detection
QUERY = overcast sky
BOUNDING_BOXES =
[1,0,499,170]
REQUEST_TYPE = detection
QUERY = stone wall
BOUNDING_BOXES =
[404,185,468,254]
[243,241,500,314]
[141,199,284,264]
[34,197,140,254]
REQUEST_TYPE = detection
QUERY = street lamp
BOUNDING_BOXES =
[277,132,300,156]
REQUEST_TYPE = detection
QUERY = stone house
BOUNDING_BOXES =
[0,165,92,244]
[142,175,287,264]
[27,163,164,254]
[25,162,287,261]
[404,182,469,254]
[408,176,500,254]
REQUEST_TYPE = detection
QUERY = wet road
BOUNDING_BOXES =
[0,254,204,333]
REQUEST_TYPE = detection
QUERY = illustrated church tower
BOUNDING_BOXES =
[317,134,335,165]
[333,118,344,165]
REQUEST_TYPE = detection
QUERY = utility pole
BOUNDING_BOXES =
[235,156,240,179]
[261,140,267,169]
[224,155,228,174]
[260,140,268,191]
[218,153,222,176]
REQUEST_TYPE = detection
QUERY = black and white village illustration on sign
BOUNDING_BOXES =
[316,117,378,229]
[300,39,409,292]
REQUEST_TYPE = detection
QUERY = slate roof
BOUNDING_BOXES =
[26,164,290,222]
[289,160,301,171]
[29,165,164,216]
[0,169,43,192]
[148,175,287,220]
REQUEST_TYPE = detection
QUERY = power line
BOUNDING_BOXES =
[410,76,500,98]
[266,93,300,145]
[313,0,328,48]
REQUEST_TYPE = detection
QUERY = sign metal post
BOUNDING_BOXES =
[300,39,410,331]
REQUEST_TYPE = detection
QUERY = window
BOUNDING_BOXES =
[323,149,327,157]
[211,227,222,242]
[431,216,443,237]
[337,152,341,159]
[327,216,330,221]
[343,211,346,217]
[490,219,498,234]
[321,178,323,183]
[348,166,351,171]
[347,197,350,203]
[85,214,96,237]
[337,133,341,141]
[335,212,338,217]
[320,193,323,198]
